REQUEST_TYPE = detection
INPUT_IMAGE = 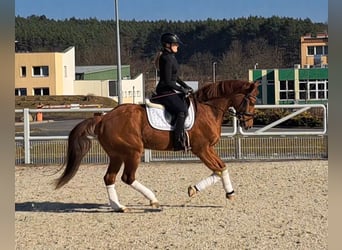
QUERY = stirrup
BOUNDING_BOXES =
[173,131,191,152]
[173,143,191,152]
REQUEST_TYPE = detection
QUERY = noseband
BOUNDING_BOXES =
[229,93,256,123]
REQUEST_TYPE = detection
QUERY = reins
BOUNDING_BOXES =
[150,92,181,100]
[196,92,256,123]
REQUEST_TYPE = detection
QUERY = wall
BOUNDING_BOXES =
[60,47,75,95]
[15,52,58,95]
[121,73,144,104]
[15,47,75,96]
[74,80,109,97]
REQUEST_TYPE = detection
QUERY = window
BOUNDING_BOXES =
[299,80,328,101]
[20,66,26,77]
[32,66,49,77]
[76,73,84,80]
[15,88,27,96]
[279,80,295,100]
[316,46,323,55]
[309,84,317,99]
[307,45,328,56]
[299,81,307,100]
[108,81,117,96]
[309,81,328,100]
[307,46,314,55]
[33,88,50,96]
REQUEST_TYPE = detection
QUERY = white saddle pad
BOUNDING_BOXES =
[146,101,195,131]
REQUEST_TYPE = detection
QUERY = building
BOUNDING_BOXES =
[75,65,130,80]
[249,33,328,105]
[74,73,144,104]
[15,46,75,96]
[249,68,328,104]
[300,33,328,68]
[15,46,144,104]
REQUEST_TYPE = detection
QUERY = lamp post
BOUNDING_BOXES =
[212,62,217,83]
[114,0,122,104]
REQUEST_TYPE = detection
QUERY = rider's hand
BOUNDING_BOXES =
[181,87,192,96]
[186,87,194,93]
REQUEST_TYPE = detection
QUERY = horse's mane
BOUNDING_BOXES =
[194,80,252,102]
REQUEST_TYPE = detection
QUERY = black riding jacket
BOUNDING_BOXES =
[156,49,190,94]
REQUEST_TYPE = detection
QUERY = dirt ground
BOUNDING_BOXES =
[15,160,328,249]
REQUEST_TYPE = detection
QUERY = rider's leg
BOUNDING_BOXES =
[173,111,186,151]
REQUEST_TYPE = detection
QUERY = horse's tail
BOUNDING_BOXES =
[55,116,102,189]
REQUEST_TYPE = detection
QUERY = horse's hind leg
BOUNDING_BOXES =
[121,153,159,208]
[104,157,128,212]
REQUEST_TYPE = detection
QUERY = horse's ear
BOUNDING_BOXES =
[247,81,259,93]
[253,81,260,88]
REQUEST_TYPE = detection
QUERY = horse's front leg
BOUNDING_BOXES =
[190,147,235,200]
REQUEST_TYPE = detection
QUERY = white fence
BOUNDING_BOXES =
[15,104,328,165]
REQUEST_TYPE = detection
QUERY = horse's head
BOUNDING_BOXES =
[230,81,259,130]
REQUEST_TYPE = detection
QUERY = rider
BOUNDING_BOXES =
[154,32,193,151]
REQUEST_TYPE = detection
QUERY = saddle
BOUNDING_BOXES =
[144,98,194,152]
[144,99,195,131]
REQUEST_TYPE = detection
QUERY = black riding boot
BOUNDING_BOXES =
[173,112,186,151]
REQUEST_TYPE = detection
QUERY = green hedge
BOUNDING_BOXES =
[223,109,324,128]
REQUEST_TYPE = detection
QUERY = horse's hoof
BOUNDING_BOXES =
[114,207,130,213]
[226,191,235,201]
[150,201,160,208]
[188,186,197,197]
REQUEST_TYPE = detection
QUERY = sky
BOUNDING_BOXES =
[15,0,328,23]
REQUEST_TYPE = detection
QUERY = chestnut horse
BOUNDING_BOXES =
[55,79,259,212]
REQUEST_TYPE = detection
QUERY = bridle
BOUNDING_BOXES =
[229,93,257,123]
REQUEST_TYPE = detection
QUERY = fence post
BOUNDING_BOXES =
[144,149,150,163]
[23,108,31,164]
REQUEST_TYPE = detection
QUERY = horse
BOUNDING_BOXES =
[55,79,259,212]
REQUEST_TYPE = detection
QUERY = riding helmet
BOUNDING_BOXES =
[160,33,183,46]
